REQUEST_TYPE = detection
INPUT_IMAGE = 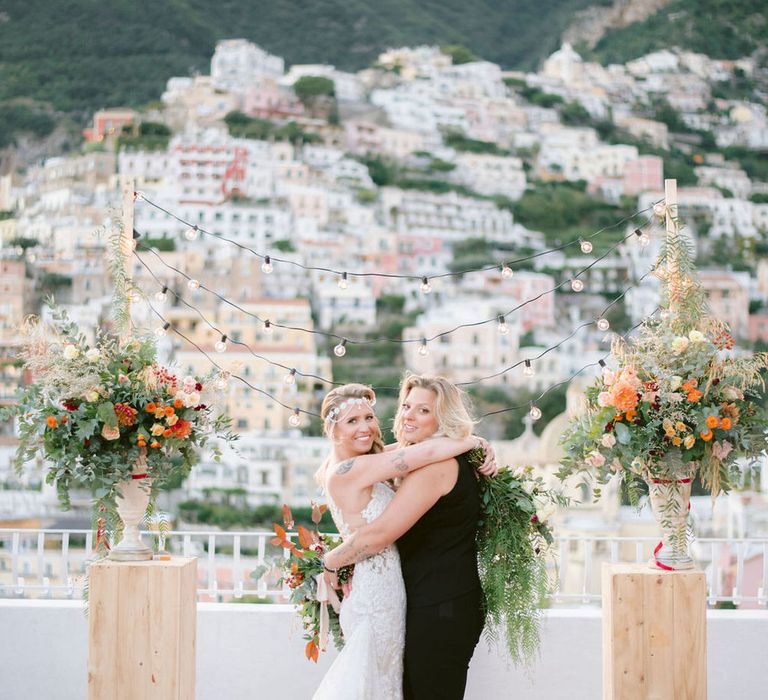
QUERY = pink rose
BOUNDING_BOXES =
[586,450,606,468]
[597,391,612,407]
[101,424,120,441]
[602,367,616,386]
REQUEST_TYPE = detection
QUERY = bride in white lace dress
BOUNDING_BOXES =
[312,384,479,700]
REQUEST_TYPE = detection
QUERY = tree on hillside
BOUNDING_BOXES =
[293,76,335,103]
[441,45,476,65]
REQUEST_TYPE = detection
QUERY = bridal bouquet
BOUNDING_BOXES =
[475,455,568,666]
[270,504,352,662]
[1,306,235,520]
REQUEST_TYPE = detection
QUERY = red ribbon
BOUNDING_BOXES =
[131,473,149,479]
[651,477,691,571]
[95,507,110,551]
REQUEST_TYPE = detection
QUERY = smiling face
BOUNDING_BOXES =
[332,403,380,459]
[397,386,439,444]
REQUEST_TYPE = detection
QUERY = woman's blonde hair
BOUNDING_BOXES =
[315,383,383,485]
[394,373,476,443]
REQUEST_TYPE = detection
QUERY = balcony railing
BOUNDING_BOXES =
[1,527,766,607]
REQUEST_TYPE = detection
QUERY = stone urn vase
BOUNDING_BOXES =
[108,455,153,561]
[645,453,696,571]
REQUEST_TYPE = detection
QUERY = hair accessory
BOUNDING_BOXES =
[325,396,375,424]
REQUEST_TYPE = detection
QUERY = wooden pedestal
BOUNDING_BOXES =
[87,557,197,700]
[602,563,707,700]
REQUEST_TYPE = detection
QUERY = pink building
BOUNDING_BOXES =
[243,80,303,120]
[699,269,751,339]
[622,155,664,196]
[748,312,768,343]
[82,108,136,143]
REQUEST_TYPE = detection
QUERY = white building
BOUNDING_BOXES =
[454,153,527,200]
[210,39,285,93]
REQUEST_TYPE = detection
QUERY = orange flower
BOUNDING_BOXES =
[163,429,172,438]
[625,410,637,422]
[720,417,732,430]
[46,415,58,429]
[171,419,192,439]
[154,407,166,419]
[614,414,623,422]
[146,402,156,413]
[173,399,184,409]
[60,416,68,425]
[705,415,719,429]
[700,429,713,442]
[672,436,682,446]
[687,389,703,403]
[681,379,698,393]
[610,381,639,413]
[164,406,175,417]
[150,441,161,449]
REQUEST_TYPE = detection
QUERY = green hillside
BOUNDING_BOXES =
[0,0,598,114]
[591,0,767,65]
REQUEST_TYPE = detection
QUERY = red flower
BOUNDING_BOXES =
[195,382,203,391]
[63,401,79,411]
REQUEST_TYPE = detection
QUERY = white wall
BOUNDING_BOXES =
[0,601,766,699]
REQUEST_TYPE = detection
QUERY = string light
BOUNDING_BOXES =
[129,290,141,303]
[420,276,432,294]
[417,338,429,356]
[598,359,606,368]
[660,309,670,321]
[580,238,593,254]
[338,272,348,290]
[187,278,200,290]
[288,408,301,427]
[261,255,273,274]
[215,335,228,353]
[133,191,145,202]
[571,278,584,292]
[529,405,542,421]
[184,225,199,241]
[333,339,347,357]
[635,228,650,246]
[596,318,610,331]
[284,368,297,385]
[497,315,509,335]
[154,286,168,303]
[263,319,274,335]
[155,322,170,338]
[501,263,513,279]
[523,359,535,377]
[214,371,230,391]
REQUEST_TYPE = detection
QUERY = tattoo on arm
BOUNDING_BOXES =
[389,449,409,473]
[335,458,355,475]
[333,537,372,567]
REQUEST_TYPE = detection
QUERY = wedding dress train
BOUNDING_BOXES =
[313,482,406,700]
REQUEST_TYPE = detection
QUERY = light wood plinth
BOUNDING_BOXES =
[87,557,197,700]
[602,563,706,700]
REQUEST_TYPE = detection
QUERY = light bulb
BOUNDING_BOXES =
[155,323,170,338]
[261,255,273,274]
[501,264,513,279]
[523,360,535,377]
[334,340,347,357]
[420,276,432,294]
[497,315,509,335]
[653,201,666,218]
[155,287,168,303]
[639,232,650,247]
[288,409,301,427]
[184,226,199,241]
[530,405,542,421]
[580,239,593,254]
[571,278,584,292]
[214,372,230,391]
[215,335,228,353]
[417,339,429,357]
[338,272,348,290]
[129,290,141,303]
[263,320,273,335]
[284,369,296,385]
[660,309,670,321]
[134,191,145,202]
[187,278,200,290]
[597,318,610,331]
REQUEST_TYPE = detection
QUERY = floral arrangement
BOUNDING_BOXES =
[475,453,568,666]
[1,306,235,544]
[558,209,768,502]
[269,504,352,662]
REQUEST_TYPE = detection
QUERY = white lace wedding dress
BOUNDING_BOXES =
[313,482,406,700]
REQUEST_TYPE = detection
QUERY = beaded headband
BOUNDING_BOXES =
[325,396,376,424]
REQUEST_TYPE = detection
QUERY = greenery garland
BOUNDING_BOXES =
[473,450,568,667]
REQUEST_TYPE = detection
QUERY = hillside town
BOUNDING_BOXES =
[1,39,766,550]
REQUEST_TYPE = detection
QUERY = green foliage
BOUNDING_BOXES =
[722,146,768,182]
[0,101,56,148]
[8,236,39,250]
[272,239,296,253]
[376,294,406,315]
[440,44,476,65]
[559,101,592,126]
[224,111,321,145]
[141,236,176,252]
[749,193,768,204]
[593,0,767,64]
[178,499,338,532]
[444,131,507,155]
[293,76,335,102]
[519,86,564,108]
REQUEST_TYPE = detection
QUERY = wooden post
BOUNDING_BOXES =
[664,178,678,241]
[121,178,135,342]
[88,558,197,700]
[602,563,706,700]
